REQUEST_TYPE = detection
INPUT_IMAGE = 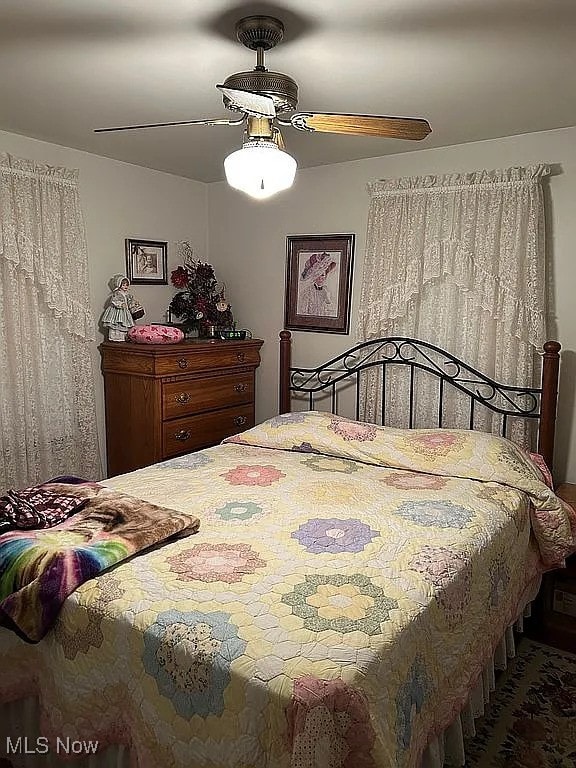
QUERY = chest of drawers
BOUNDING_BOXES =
[100,338,263,476]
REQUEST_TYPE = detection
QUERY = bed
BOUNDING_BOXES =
[1,333,574,768]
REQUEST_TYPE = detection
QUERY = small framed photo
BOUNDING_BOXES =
[125,239,168,285]
[285,233,355,334]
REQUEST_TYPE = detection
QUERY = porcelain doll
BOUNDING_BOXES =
[101,274,136,341]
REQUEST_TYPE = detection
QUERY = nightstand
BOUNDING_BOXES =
[528,483,576,652]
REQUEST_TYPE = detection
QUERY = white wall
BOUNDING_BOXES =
[0,129,208,476]
[2,126,575,482]
[208,126,576,483]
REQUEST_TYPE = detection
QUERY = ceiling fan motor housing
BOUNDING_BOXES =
[222,16,298,114]
[235,16,285,51]
[221,70,298,114]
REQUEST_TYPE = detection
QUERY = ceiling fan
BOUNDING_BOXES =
[95,16,432,199]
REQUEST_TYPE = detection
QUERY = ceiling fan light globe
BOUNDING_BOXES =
[224,141,296,200]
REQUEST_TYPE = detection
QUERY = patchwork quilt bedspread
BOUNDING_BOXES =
[1,412,575,768]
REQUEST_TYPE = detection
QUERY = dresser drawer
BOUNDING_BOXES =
[163,405,254,457]
[156,346,261,376]
[162,372,253,420]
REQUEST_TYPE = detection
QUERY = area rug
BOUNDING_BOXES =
[465,638,576,768]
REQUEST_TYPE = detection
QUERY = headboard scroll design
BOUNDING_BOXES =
[278,331,561,471]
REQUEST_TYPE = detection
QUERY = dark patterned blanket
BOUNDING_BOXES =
[0,483,200,641]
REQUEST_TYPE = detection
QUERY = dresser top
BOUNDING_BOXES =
[100,337,263,356]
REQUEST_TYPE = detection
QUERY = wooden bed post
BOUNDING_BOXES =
[279,330,292,414]
[538,340,561,473]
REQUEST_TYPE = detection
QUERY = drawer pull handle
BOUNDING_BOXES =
[174,429,191,442]
[178,359,189,369]
[233,383,247,393]
[236,352,246,362]
[176,392,191,404]
[234,415,247,427]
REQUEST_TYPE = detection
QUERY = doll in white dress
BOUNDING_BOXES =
[101,275,135,341]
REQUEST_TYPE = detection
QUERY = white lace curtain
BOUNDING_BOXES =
[357,165,550,447]
[0,153,102,492]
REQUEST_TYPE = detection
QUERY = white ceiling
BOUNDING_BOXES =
[0,0,575,183]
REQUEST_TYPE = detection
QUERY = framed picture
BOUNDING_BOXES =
[125,239,168,285]
[285,233,355,333]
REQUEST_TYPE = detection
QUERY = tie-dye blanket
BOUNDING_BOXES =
[0,412,574,768]
[0,483,200,641]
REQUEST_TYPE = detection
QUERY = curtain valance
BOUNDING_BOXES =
[0,153,94,340]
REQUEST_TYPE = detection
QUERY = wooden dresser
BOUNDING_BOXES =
[100,338,263,476]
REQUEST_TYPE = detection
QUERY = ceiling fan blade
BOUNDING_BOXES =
[216,85,276,118]
[94,117,245,133]
[284,112,431,140]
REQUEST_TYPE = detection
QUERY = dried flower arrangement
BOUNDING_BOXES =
[168,242,233,334]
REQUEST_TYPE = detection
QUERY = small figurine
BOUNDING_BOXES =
[101,274,144,342]
[216,285,230,314]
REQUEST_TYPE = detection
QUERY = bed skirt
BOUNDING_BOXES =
[0,599,537,768]
[422,603,533,767]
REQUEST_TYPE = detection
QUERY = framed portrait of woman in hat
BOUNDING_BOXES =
[285,233,355,333]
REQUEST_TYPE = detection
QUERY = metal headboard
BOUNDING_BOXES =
[278,331,561,470]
